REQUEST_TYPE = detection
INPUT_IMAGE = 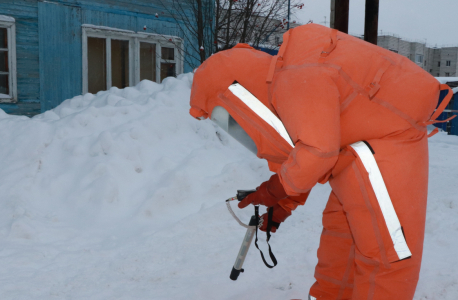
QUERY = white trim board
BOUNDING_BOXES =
[0,17,17,103]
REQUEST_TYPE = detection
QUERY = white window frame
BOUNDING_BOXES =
[0,16,17,103]
[82,25,184,94]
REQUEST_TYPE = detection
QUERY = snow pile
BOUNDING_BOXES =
[0,75,457,299]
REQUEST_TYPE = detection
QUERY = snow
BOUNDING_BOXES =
[0,75,457,299]
[0,15,15,23]
[436,77,458,84]
[82,24,135,33]
[0,93,10,99]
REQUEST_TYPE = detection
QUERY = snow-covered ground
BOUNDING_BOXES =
[0,74,457,300]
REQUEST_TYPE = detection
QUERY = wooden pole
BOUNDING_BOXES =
[364,0,379,45]
[331,0,349,33]
[287,0,291,30]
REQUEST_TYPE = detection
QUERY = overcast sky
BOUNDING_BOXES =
[294,0,458,46]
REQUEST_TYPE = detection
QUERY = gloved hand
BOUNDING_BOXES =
[259,204,292,233]
[238,174,288,209]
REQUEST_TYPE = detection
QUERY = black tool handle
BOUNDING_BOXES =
[230,267,243,281]
[236,189,257,201]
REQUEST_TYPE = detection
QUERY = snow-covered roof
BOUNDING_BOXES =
[0,15,15,23]
[436,77,458,84]
[436,77,458,94]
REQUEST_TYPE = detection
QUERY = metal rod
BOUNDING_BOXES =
[364,0,379,45]
[287,0,291,30]
[230,215,257,281]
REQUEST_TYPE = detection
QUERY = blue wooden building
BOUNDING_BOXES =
[0,0,204,116]
[435,79,458,136]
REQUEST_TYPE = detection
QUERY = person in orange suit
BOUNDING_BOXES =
[189,24,454,300]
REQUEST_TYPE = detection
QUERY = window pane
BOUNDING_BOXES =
[160,63,176,82]
[0,74,9,95]
[0,28,7,49]
[0,50,8,73]
[140,42,156,82]
[87,37,106,94]
[111,39,129,89]
[415,54,423,63]
[161,47,174,60]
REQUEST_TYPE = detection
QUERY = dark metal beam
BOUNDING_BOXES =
[364,0,379,45]
[331,0,349,33]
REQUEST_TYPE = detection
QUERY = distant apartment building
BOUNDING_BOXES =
[377,34,458,77]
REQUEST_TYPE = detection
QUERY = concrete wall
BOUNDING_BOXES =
[439,47,458,77]
[377,35,458,78]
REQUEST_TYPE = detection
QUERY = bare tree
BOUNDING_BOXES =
[219,0,302,49]
[157,0,215,68]
[158,0,304,69]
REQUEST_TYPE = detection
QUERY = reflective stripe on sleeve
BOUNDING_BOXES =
[350,141,412,260]
[228,83,294,147]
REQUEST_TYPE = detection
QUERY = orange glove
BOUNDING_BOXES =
[238,174,288,209]
[259,204,292,233]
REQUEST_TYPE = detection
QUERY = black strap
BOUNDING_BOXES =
[254,206,278,268]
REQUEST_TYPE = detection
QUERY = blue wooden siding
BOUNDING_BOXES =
[453,93,458,136]
[38,2,83,112]
[0,0,40,116]
[37,0,200,112]
[0,0,204,115]
[256,47,279,56]
[36,0,181,20]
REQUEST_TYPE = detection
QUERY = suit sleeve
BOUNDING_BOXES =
[273,67,341,196]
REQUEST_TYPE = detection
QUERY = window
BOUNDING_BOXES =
[445,72,450,77]
[275,36,281,45]
[389,49,398,53]
[0,16,17,103]
[446,60,451,66]
[415,54,423,64]
[140,42,156,82]
[160,47,177,81]
[87,37,106,93]
[438,61,441,67]
[111,39,130,89]
[82,25,183,94]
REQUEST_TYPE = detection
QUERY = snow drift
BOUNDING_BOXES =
[0,74,457,299]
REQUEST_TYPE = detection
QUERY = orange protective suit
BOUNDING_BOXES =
[190,24,454,299]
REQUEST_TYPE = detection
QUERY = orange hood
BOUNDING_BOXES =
[190,44,293,165]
